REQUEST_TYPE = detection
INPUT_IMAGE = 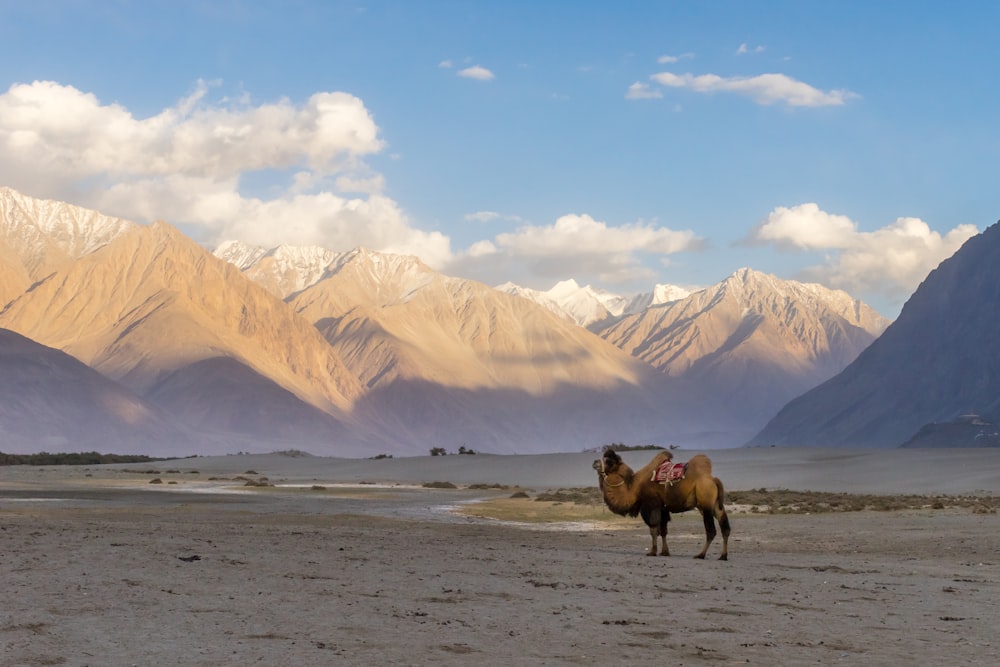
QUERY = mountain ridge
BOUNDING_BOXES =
[1,187,899,455]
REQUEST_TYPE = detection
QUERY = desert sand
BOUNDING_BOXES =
[2,447,999,666]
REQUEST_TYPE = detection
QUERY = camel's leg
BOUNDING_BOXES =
[659,511,670,557]
[694,508,717,559]
[642,506,661,556]
[716,506,731,561]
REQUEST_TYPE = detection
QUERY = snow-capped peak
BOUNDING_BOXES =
[0,186,135,258]
[498,278,692,327]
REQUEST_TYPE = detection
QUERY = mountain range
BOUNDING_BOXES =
[1,186,892,456]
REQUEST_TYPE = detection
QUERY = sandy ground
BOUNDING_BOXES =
[2,449,999,666]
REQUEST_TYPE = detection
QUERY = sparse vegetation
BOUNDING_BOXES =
[600,443,668,452]
[422,481,457,489]
[535,487,603,504]
[369,453,393,459]
[428,446,477,456]
[727,489,996,514]
[0,452,169,466]
[511,486,996,515]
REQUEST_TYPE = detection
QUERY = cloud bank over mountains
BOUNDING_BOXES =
[0,79,976,313]
[748,203,978,302]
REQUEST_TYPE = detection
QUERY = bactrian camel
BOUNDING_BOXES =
[593,448,730,560]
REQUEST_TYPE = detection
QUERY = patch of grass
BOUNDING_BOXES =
[534,487,604,505]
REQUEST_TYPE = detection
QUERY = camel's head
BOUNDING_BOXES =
[593,448,625,477]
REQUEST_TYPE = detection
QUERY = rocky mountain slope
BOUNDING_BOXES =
[748,221,1000,447]
[593,268,891,437]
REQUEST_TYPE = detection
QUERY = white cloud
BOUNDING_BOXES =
[736,43,766,55]
[466,209,525,222]
[748,203,979,302]
[438,60,453,68]
[457,65,495,81]
[465,211,502,223]
[658,53,694,64]
[498,214,700,257]
[625,82,663,100]
[446,214,703,286]
[749,203,857,249]
[651,71,857,107]
[0,79,453,262]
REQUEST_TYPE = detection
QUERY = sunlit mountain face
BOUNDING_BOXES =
[2,187,893,456]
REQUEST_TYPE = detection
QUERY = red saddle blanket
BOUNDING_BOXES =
[652,461,687,484]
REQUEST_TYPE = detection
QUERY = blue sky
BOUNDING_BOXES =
[1,1,996,317]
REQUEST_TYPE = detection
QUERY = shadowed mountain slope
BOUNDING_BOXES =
[0,328,193,453]
[749,221,1000,448]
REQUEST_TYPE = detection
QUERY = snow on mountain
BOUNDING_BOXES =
[213,241,344,298]
[213,240,436,302]
[624,283,692,314]
[497,278,690,326]
[0,186,134,281]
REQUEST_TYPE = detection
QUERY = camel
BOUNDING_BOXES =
[593,448,730,560]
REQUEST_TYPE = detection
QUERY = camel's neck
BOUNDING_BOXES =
[600,466,640,513]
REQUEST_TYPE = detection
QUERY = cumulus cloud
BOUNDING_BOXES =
[736,43,766,55]
[0,79,452,260]
[747,203,979,303]
[457,65,495,81]
[446,214,703,287]
[749,203,857,249]
[650,71,857,107]
[625,82,663,100]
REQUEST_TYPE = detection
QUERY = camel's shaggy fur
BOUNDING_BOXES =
[593,448,731,560]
